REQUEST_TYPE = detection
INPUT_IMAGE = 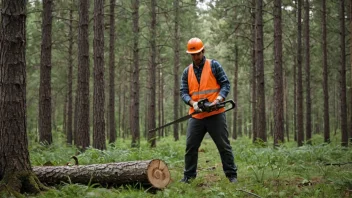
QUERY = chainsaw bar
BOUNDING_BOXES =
[148,100,236,133]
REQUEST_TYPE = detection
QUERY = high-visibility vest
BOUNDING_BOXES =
[188,59,225,119]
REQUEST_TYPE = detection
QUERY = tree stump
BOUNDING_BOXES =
[33,159,170,189]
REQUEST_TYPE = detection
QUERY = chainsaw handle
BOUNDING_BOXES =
[196,98,209,111]
[197,99,236,113]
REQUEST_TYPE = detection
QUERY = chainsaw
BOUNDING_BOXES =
[148,98,236,133]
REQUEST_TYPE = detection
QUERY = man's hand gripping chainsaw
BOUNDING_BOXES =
[195,98,234,113]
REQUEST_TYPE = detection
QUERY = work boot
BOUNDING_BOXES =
[228,176,238,183]
[180,176,193,183]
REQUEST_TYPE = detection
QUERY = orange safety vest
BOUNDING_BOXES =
[188,59,225,119]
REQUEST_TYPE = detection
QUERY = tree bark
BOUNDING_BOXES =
[251,0,257,141]
[66,2,74,145]
[33,159,170,189]
[238,113,242,137]
[39,0,53,145]
[297,0,304,147]
[148,0,157,147]
[0,0,46,195]
[255,0,266,142]
[93,0,106,150]
[158,66,163,138]
[74,92,79,144]
[0,0,31,181]
[284,74,290,141]
[350,0,352,142]
[173,0,180,142]
[232,46,239,140]
[322,0,330,143]
[63,94,67,135]
[293,0,297,142]
[131,0,140,147]
[160,63,165,137]
[339,0,348,147]
[76,0,90,149]
[304,0,312,145]
[273,0,284,146]
[108,0,117,144]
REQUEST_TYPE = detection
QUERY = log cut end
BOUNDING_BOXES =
[147,159,171,189]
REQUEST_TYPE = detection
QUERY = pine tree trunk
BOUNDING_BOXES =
[52,98,57,130]
[0,0,46,194]
[74,93,79,145]
[232,46,239,140]
[284,74,290,141]
[243,117,247,136]
[0,0,31,180]
[251,0,257,141]
[334,83,339,136]
[273,0,284,146]
[118,68,122,138]
[304,0,312,145]
[293,0,298,142]
[122,80,127,138]
[339,0,348,147]
[118,55,125,138]
[39,0,53,145]
[297,0,304,147]
[173,0,180,141]
[131,0,140,147]
[161,68,165,137]
[108,0,116,143]
[322,0,330,143]
[93,0,106,150]
[349,0,352,142]
[77,0,91,149]
[158,66,163,138]
[63,94,67,135]
[238,114,242,136]
[144,97,149,139]
[33,159,170,189]
[148,0,157,147]
[66,3,74,145]
[256,0,267,142]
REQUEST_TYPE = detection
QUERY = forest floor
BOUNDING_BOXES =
[28,132,352,198]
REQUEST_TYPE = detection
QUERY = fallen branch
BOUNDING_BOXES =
[236,188,262,198]
[324,162,352,166]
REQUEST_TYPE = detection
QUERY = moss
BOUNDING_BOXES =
[0,181,23,198]
[0,171,48,197]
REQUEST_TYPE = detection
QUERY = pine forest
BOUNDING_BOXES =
[0,0,352,197]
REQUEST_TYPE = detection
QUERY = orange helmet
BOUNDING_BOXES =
[186,37,204,54]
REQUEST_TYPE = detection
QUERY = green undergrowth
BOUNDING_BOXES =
[28,132,352,198]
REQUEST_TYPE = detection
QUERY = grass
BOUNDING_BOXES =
[28,132,352,198]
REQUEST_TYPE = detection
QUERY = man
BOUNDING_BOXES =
[180,37,238,183]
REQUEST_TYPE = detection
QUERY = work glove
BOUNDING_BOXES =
[193,101,202,112]
[209,96,223,110]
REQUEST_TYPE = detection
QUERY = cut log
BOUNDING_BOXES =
[33,159,170,189]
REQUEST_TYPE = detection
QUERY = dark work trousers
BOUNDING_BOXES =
[183,112,237,179]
